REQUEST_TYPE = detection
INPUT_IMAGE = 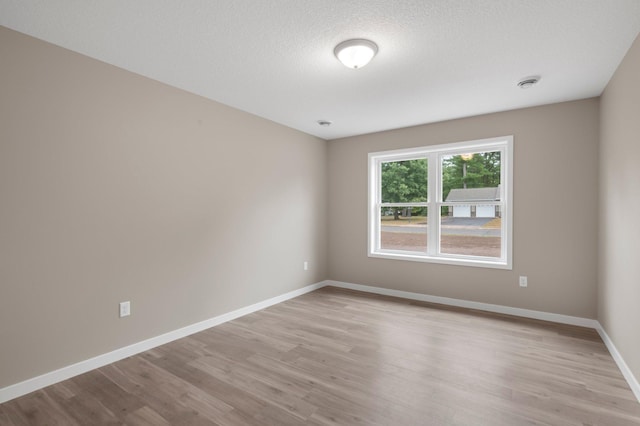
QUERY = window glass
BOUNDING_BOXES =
[380,207,428,252]
[381,159,427,203]
[440,151,501,259]
[368,136,512,269]
[440,206,501,258]
[441,151,501,199]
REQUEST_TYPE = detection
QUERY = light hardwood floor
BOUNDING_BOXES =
[1,286,639,425]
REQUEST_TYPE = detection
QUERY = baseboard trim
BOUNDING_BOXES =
[327,280,598,328]
[326,280,640,404]
[0,280,328,404]
[595,323,640,403]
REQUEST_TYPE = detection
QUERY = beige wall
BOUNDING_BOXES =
[328,99,600,318]
[0,27,328,388]
[599,34,640,382]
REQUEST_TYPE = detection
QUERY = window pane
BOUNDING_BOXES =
[380,207,427,252]
[441,151,501,202]
[369,136,512,269]
[440,206,501,258]
[381,159,427,203]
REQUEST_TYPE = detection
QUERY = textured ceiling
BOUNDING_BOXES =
[1,1,640,140]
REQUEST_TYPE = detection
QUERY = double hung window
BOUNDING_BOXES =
[368,136,513,269]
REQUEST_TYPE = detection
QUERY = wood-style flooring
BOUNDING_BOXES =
[1,286,639,425]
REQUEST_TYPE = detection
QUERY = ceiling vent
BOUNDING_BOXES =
[517,76,541,89]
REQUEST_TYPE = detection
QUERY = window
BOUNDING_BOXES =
[368,136,513,269]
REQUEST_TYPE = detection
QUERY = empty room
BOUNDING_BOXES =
[1,1,640,425]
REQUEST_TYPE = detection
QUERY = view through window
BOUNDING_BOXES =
[369,136,513,269]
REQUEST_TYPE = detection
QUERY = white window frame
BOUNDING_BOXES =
[368,135,513,270]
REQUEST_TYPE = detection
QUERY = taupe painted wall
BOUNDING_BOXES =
[0,27,328,388]
[599,34,640,382]
[328,99,599,318]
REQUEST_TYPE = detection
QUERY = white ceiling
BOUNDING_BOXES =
[1,1,640,140]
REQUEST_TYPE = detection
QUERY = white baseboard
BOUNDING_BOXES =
[326,280,598,328]
[0,280,328,404]
[326,280,640,404]
[595,323,640,403]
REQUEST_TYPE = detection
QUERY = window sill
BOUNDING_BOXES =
[368,250,512,270]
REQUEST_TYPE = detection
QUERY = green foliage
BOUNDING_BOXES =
[381,159,427,218]
[442,152,501,200]
[381,159,427,203]
[380,153,500,218]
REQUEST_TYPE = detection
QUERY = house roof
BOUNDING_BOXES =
[445,187,500,202]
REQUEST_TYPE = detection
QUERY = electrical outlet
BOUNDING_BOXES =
[519,276,528,287]
[303,261,309,271]
[119,301,131,317]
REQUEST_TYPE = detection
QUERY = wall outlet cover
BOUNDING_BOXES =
[119,301,131,317]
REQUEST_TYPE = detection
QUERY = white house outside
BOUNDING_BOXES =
[445,187,500,218]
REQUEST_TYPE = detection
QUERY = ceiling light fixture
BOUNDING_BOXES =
[517,76,541,89]
[317,120,332,127]
[334,39,378,69]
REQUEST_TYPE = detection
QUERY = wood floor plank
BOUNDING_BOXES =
[124,406,172,426]
[2,286,639,425]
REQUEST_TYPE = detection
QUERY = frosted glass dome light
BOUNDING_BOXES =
[334,39,378,69]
